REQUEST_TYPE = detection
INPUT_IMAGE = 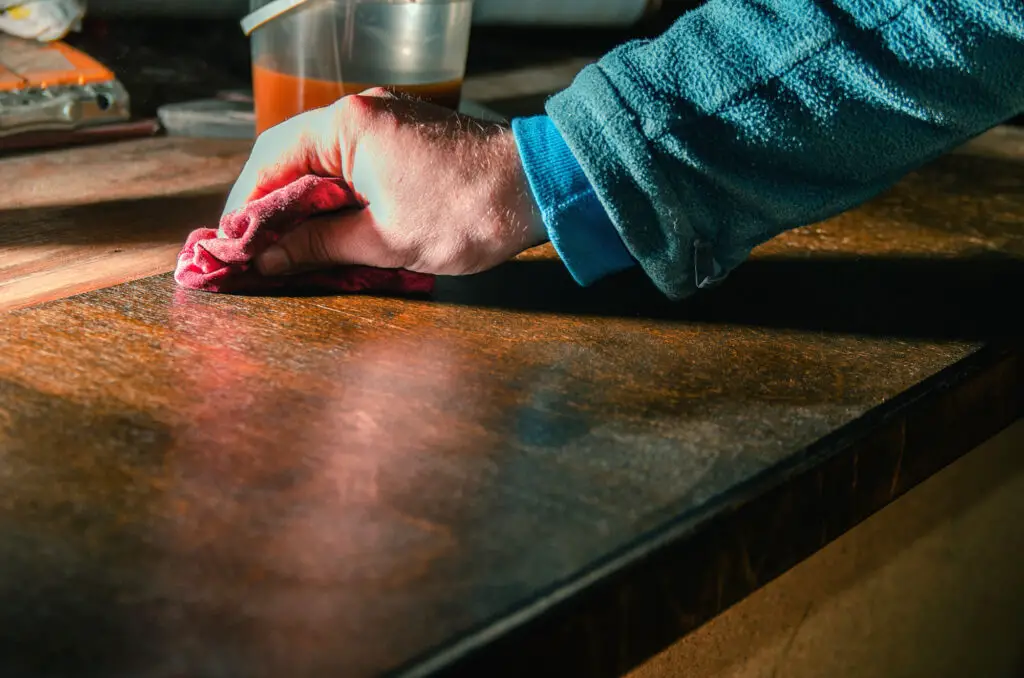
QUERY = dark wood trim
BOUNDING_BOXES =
[394,344,1022,678]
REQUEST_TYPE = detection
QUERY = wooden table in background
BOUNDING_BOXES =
[0,98,1022,677]
[0,137,251,312]
[0,60,597,313]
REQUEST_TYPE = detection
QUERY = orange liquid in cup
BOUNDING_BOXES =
[252,64,463,134]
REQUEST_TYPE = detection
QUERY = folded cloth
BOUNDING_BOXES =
[174,175,435,295]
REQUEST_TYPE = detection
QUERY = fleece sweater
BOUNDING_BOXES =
[512,0,1024,299]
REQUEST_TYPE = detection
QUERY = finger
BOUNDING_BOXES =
[255,209,404,276]
[222,103,347,216]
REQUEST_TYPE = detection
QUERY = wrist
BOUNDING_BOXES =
[497,127,549,249]
[511,115,636,286]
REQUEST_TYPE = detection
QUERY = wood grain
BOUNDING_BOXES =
[0,57,583,314]
[0,137,251,312]
[0,143,1021,678]
[0,136,251,211]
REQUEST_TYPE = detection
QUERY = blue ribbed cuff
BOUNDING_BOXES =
[511,115,636,286]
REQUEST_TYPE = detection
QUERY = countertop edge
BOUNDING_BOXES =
[395,341,1023,678]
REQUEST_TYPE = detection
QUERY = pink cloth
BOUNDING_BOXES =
[174,176,435,295]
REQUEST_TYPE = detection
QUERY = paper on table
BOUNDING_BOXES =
[0,0,84,42]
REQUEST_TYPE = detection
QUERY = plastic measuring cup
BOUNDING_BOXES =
[242,0,474,134]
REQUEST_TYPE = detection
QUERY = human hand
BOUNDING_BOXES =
[222,90,548,277]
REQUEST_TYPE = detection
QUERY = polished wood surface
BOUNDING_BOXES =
[0,137,251,312]
[0,60,589,314]
[0,131,1021,677]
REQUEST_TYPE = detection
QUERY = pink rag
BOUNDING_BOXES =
[174,176,435,295]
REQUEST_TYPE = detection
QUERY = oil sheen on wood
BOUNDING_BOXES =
[0,137,251,312]
[0,132,1021,678]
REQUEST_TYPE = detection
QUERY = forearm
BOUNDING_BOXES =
[537,0,1024,298]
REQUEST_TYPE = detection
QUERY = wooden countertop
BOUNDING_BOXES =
[0,60,593,313]
[1,110,1022,676]
[0,137,251,312]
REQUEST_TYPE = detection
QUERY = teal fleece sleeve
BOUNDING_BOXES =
[536,0,1024,299]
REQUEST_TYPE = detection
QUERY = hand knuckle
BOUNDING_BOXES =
[331,94,368,123]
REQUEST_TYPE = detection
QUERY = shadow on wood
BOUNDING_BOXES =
[433,252,1024,340]
[0,191,227,311]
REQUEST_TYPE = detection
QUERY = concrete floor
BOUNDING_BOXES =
[630,419,1024,678]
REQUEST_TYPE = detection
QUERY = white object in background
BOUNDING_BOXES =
[0,0,84,41]
[458,99,505,124]
[473,0,656,26]
[85,0,657,27]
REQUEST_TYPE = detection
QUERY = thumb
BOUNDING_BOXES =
[222,104,347,217]
[255,209,402,276]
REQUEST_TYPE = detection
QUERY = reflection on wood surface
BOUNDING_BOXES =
[0,137,251,312]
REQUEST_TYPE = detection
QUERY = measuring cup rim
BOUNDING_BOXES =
[240,0,312,36]
[241,0,474,36]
